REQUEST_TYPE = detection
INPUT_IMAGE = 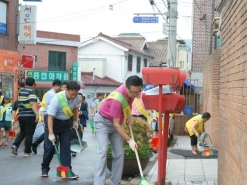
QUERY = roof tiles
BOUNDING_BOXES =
[81,72,122,86]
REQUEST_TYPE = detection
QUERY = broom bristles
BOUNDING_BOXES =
[140,177,149,185]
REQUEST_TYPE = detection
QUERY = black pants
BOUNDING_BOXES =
[190,134,198,145]
[13,116,37,153]
[41,115,72,172]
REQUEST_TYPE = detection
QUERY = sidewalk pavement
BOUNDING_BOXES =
[119,136,218,185]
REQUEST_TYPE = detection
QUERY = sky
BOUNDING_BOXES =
[19,0,193,42]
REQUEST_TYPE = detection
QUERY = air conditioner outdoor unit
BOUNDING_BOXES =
[212,17,220,36]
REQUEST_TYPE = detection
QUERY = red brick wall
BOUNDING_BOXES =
[0,0,18,51]
[174,115,194,135]
[217,0,247,184]
[202,51,220,148]
[192,0,220,71]
[18,31,79,78]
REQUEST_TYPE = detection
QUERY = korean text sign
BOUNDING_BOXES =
[71,62,78,81]
[27,70,69,81]
[19,5,37,44]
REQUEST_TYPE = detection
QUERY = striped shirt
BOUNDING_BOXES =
[18,87,37,117]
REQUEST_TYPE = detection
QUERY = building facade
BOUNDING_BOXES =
[192,0,221,86]
[201,0,247,184]
[18,30,83,98]
[0,0,19,100]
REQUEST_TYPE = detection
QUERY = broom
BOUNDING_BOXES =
[90,118,94,134]
[53,141,73,178]
[129,124,149,185]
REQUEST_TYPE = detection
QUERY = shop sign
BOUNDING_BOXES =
[3,55,14,72]
[71,62,78,81]
[27,70,69,81]
[18,78,26,84]
[19,5,37,44]
[21,55,35,68]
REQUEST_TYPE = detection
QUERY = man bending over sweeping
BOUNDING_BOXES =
[41,81,80,178]
[184,112,211,155]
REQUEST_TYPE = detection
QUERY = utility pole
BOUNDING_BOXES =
[167,0,178,67]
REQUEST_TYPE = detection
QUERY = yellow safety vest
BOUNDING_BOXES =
[96,100,103,111]
[133,98,151,121]
[105,91,131,119]
[41,93,47,110]
[56,92,73,119]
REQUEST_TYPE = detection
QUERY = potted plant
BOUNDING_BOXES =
[107,117,154,177]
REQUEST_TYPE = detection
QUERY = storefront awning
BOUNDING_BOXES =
[35,82,85,89]
[184,80,195,89]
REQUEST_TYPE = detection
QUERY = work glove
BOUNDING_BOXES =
[48,134,55,143]
[128,138,138,151]
[73,120,79,129]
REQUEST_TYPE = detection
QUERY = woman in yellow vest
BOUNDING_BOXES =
[185,112,211,155]
[0,95,12,146]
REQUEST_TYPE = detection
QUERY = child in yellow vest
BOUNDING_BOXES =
[185,112,211,155]
[0,95,12,146]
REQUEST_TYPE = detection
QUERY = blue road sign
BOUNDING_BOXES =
[133,16,159,23]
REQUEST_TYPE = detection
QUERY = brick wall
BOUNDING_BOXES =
[0,0,18,51]
[217,0,247,184]
[174,115,194,136]
[192,0,221,72]
[18,31,80,78]
[202,51,220,148]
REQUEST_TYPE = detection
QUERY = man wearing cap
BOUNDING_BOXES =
[12,77,38,157]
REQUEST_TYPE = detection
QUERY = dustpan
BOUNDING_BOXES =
[53,142,75,179]
[199,132,214,156]
[70,128,87,153]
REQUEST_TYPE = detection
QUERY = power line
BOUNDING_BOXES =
[19,0,129,24]
[153,4,168,23]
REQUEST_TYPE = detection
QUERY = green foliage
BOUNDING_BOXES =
[108,117,154,158]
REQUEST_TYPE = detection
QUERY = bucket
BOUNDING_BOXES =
[183,106,192,115]
[9,130,15,139]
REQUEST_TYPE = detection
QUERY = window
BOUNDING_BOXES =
[0,1,7,35]
[144,59,147,67]
[136,57,141,72]
[48,51,66,71]
[128,54,133,71]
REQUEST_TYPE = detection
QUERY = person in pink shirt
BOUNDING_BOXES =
[132,92,156,122]
[94,75,143,185]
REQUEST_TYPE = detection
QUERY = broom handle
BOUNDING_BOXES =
[75,127,83,148]
[129,124,144,177]
[53,140,61,164]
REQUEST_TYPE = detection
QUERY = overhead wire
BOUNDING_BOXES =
[19,0,130,24]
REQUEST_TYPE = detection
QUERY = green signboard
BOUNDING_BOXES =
[71,62,78,81]
[27,70,69,81]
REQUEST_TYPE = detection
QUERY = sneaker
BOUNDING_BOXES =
[32,144,37,154]
[11,145,18,155]
[71,152,77,157]
[24,153,32,157]
[31,151,36,155]
[41,170,48,177]
[70,171,79,179]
